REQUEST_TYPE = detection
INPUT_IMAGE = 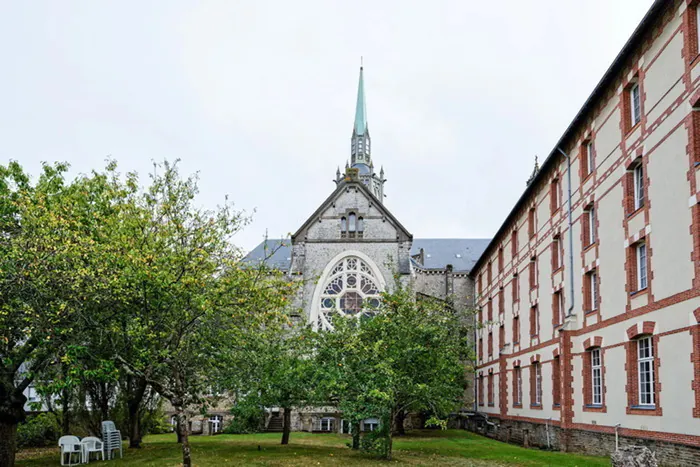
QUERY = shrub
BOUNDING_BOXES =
[223,403,265,434]
[17,413,61,448]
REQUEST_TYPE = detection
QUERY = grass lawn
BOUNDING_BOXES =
[16,430,608,466]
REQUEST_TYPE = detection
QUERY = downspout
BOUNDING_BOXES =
[556,148,575,317]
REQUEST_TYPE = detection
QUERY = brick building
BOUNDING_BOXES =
[471,0,700,463]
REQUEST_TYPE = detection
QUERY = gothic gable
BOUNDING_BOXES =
[291,181,412,244]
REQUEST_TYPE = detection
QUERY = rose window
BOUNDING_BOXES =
[318,256,382,330]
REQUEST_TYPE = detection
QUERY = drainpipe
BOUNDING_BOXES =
[614,423,621,451]
[556,148,575,318]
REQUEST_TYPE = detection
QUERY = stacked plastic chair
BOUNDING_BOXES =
[101,421,123,460]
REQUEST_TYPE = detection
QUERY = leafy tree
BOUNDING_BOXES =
[229,325,317,445]
[0,161,131,467]
[317,280,474,460]
[108,161,294,467]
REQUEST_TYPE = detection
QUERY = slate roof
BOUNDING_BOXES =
[243,238,490,273]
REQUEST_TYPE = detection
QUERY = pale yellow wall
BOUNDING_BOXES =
[647,126,694,299]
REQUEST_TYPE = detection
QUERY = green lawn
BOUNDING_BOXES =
[17,430,608,466]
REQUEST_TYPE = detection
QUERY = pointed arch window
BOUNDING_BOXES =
[340,217,347,238]
[341,212,363,239]
[317,256,382,330]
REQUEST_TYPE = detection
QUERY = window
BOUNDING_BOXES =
[630,82,641,127]
[320,417,334,432]
[529,305,539,338]
[633,164,644,210]
[591,349,603,406]
[363,418,379,432]
[357,217,364,238]
[478,307,483,325]
[511,229,518,257]
[348,213,357,235]
[499,324,505,352]
[513,315,520,345]
[487,261,493,284]
[478,337,483,361]
[553,290,564,327]
[478,375,484,406]
[528,208,536,238]
[340,217,347,237]
[498,247,504,273]
[637,337,655,406]
[478,274,483,295]
[552,356,561,406]
[531,363,542,406]
[487,372,494,406]
[512,273,519,303]
[552,235,562,270]
[488,331,493,357]
[487,298,493,321]
[583,205,596,247]
[317,256,382,330]
[498,288,504,317]
[585,141,594,176]
[529,256,537,290]
[514,366,523,406]
[551,178,560,214]
[209,415,223,434]
[585,270,598,312]
[170,415,178,431]
[637,243,647,290]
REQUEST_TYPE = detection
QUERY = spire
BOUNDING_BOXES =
[353,65,368,136]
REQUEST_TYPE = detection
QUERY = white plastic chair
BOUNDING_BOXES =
[80,436,104,463]
[101,420,123,460]
[58,436,81,466]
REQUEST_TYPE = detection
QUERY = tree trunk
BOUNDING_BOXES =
[126,376,147,448]
[281,406,291,445]
[395,409,406,435]
[176,418,183,443]
[60,365,71,436]
[0,420,18,467]
[177,409,191,467]
[351,421,360,450]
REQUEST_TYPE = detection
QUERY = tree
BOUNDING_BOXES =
[317,280,474,460]
[0,161,131,467]
[229,325,317,445]
[108,161,294,467]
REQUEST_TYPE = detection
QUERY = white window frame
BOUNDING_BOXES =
[363,418,379,432]
[588,207,596,244]
[591,348,603,405]
[586,141,594,174]
[535,363,542,405]
[320,417,334,432]
[630,82,641,126]
[590,271,598,310]
[637,337,655,406]
[633,164,644,210]
[637,243,647,290]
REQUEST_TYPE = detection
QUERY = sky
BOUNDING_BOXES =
[0,0,656,252]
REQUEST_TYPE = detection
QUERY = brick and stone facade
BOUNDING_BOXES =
[470,1,700,464]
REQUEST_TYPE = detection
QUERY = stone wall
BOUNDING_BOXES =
[464,415,700,466]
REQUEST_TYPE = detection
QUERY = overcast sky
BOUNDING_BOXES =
[0,1,655,252]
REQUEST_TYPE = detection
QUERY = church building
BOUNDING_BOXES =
[245,66,489,333]
[244,1,700,462]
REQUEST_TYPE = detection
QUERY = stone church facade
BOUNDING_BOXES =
[243,66,488,432]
